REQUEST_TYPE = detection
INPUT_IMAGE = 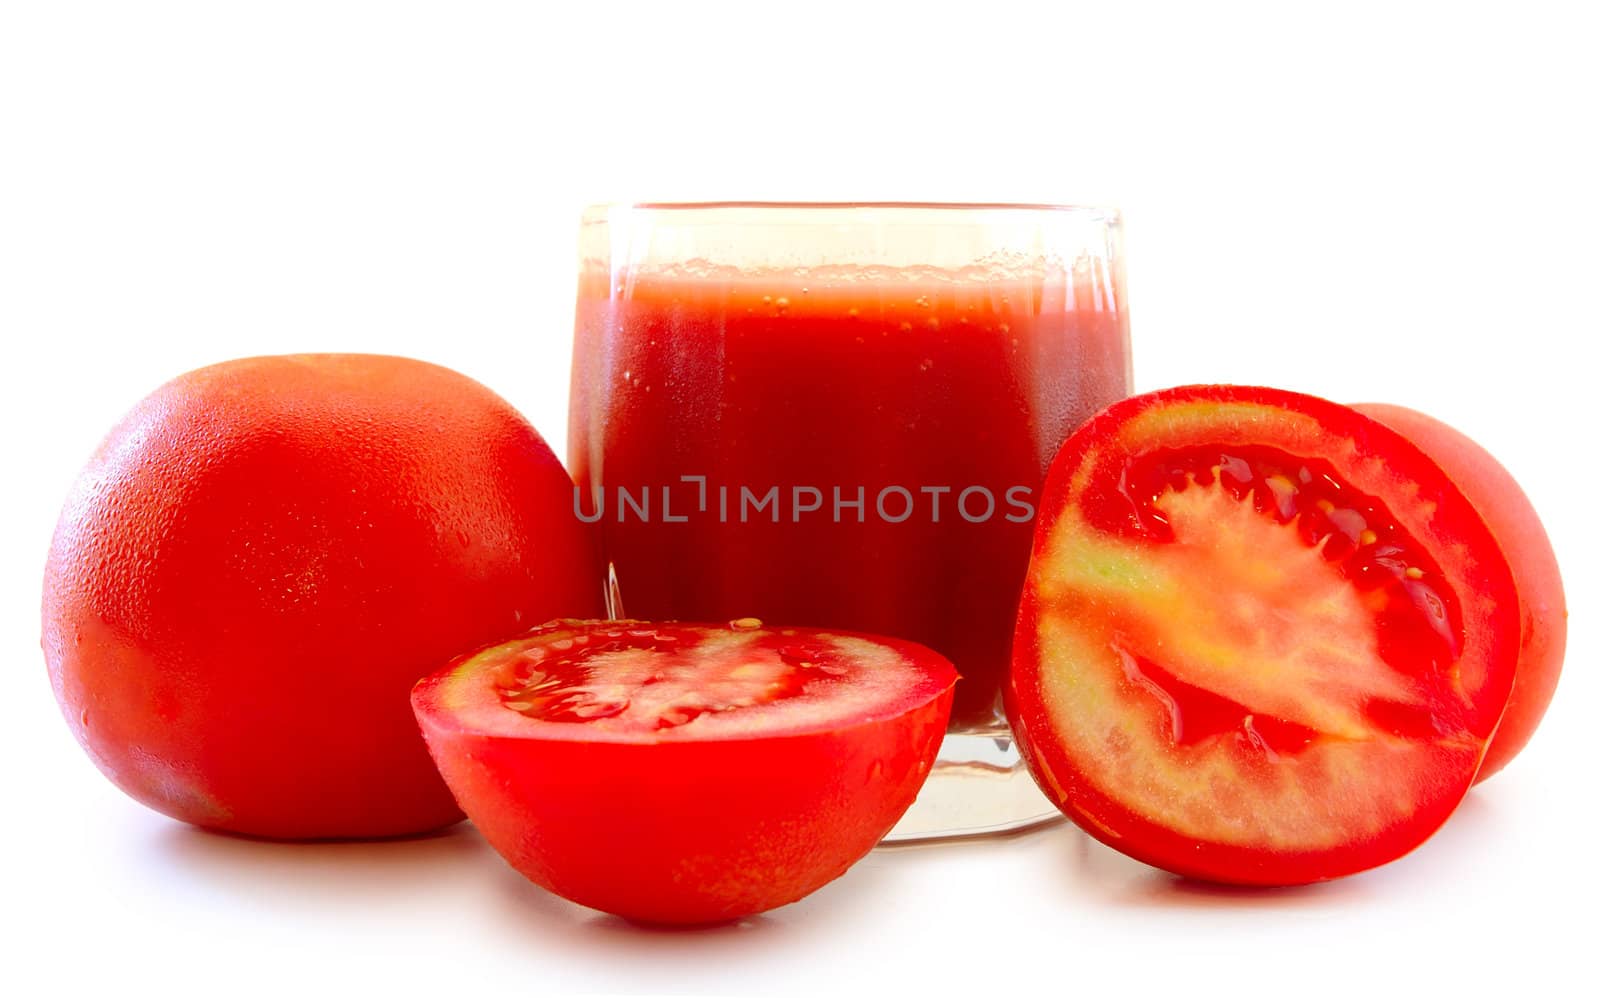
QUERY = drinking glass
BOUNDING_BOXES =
[569,202,1132,840]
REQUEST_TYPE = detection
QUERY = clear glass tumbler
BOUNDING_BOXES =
[569,202,1132,840]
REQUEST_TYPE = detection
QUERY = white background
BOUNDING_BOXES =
[2,1,1595,995]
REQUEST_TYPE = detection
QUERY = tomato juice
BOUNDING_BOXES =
[570,264,1130,727]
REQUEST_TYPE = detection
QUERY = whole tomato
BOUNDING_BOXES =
[43,354,601,839]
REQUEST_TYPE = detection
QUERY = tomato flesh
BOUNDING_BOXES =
[1008,386,1519,884]
[413,619,955,924]
[1353,403,1566,783]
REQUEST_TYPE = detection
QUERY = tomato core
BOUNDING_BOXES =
[1031,440,1491,832]
[1086,443,1466,682]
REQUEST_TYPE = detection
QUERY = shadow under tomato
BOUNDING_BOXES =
[149,818,492,905]
[1129,873,1374,908]
[873,813,1070,853]
[1065,829,1376,908]
[1056,789,1505,909]
[483,830,923,954]
[478,866,803,973]
[493,872,782,937]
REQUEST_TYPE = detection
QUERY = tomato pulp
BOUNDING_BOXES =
[412,619,956,924]
[1008,386,1521,884]
[1353,403,1566,782]
[571,267,1130,727]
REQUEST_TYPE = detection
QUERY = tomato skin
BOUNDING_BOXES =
[412,621,955,925]
[1353,403,1566,782]
[1007,385,1520,885]
[42,355,602,839]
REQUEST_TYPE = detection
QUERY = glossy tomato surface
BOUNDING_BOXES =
[1007,385,1520,885]
[43,354,602,839]
[1354,403,1565,783]
[412,618,956,925]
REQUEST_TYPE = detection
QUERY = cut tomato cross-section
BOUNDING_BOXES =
[1007,385,1520,884]
[413,619,956,924]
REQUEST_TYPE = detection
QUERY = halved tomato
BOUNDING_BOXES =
[412,618,956,924]
[1007,385,1521,884]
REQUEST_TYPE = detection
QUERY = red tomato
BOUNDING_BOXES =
[412,618,956,924]
[43,354,602,839]
[1353,403,1566,782]
[1007,385,1520,884]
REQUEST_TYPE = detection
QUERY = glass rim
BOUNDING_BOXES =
[583,201,1120,222]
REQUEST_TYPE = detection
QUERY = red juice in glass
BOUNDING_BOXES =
[568,204,1131,837]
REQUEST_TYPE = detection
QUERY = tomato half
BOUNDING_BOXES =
[412,618,956,924]
[1007,385,1520,884]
